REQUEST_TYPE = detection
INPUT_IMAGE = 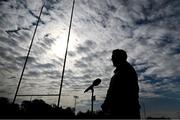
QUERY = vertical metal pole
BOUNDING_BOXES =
[13,4,44,104]
[91,89,94,115]
[57,0,76,107]
[74,95,78,114]
[142,101,146,119]
[74,97,77,113]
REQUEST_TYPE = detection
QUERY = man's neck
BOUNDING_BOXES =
[114,61,128,73]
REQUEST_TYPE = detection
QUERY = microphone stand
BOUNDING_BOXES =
[84,78,101,116]
[91,88,94,115]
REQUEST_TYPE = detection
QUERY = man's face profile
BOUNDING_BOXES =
[111,54,119,67]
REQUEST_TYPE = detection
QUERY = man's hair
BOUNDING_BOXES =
[112,49,127,61]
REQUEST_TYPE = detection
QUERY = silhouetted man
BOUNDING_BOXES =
[101,49,140,119]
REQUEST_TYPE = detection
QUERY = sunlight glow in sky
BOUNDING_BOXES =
[50,31,78,58]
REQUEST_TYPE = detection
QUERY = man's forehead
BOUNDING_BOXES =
[112,54,116,58]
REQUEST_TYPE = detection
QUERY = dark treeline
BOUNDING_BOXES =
[0,97,172,119]
[0,97,105,118]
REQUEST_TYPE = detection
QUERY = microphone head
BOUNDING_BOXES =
[93,78,101,86]
[84,78,101,93]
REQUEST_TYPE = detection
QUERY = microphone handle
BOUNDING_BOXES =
[84,85,93,93]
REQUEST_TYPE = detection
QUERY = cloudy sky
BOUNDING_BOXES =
[0,0,180,118]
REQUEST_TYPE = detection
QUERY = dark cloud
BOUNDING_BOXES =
[128,0,180,28]
[68,51,76,57]
[74,60,88,68]
[0,47,16,62]
[36,63,55,69]
[44,0,63,11]
[8,76,16,79]
[84,40,97,48]
[49,81,59,87]
[14,0,28,9]
[44,70,61,80]
[38,35,56,49]
[6,27,31,35]
[28,9,45,25]
[25,70,40,77]
[51,58,63,66]
[80,50,110,63]
[76,46,90,53]
[107,4,117,13]
[16,56,35,64]
[6,27,21,34]
[0,36,18,47]
[63,69,74,79]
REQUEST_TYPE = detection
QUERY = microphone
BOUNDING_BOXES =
[84,78,101,93]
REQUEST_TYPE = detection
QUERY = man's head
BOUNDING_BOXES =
[112,49,127,67]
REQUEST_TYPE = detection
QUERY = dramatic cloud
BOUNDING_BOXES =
[0,0,180,118]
